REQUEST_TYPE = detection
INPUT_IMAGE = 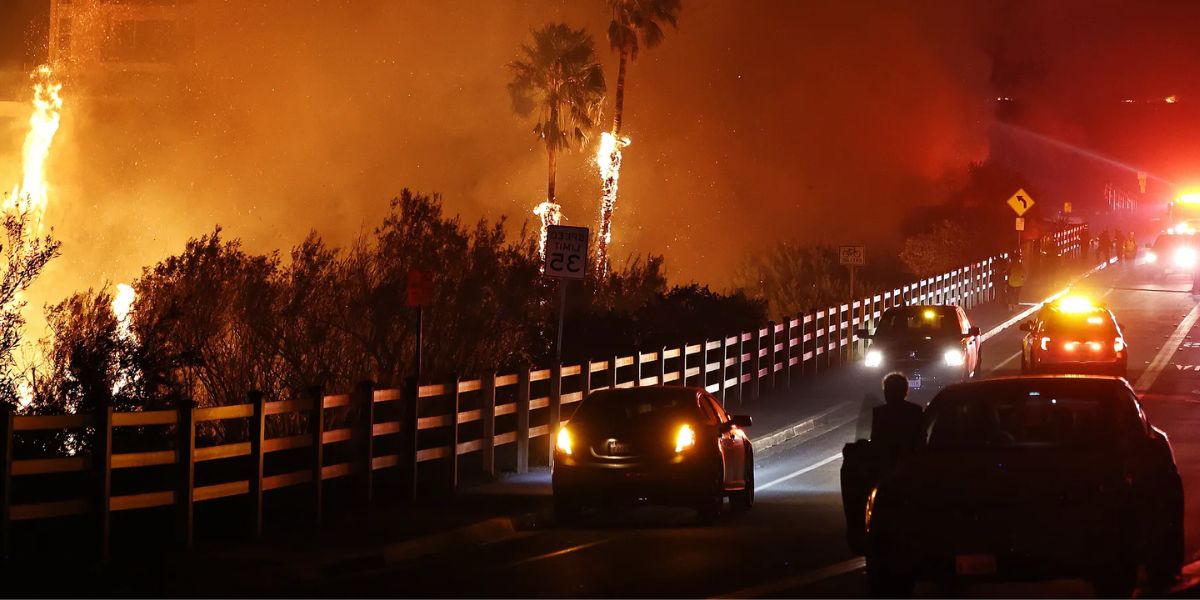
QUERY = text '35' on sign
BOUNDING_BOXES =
[545,225,589,280]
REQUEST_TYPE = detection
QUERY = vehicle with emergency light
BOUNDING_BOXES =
[552,386,754,524]
[858,376,1183,597]
[856,305,982,390]
[1166,192,1200,233]
[1020,296,1127,377]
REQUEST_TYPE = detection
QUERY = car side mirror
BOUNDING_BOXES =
[967,326,981,337]
[855,328,872,339]
[727,415,752,429]
[1019,322,1032,332]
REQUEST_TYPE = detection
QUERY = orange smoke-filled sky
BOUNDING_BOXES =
[3,0,1200,301]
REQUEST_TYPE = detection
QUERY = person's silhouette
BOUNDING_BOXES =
[870,372,924,456]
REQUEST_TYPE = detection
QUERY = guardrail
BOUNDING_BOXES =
[0,224,1089,560]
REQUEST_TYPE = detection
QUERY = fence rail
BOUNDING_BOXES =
[0,225,1089,560]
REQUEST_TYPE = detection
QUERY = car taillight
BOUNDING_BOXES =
[555,426,572,455]
[1063,341,1080,352]
[1114,338,1126,353]
[1040,336,1051,351]
[674,424,696,453]
[1087,341,1103,352]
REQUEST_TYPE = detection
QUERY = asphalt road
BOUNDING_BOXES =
[289,264,1200,599]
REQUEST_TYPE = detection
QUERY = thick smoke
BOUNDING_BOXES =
[25,0,999,306]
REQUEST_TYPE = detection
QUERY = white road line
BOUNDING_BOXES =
[1134,302,1200,392]
[987,350,1022,375]
[754,452,842,492]
[712,557,866,599]
[500,537,615,569]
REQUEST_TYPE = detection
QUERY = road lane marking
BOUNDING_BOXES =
[755,453,842,492]
[987,350,1022,375]
[712,557,866,599]
[1134,302,1200,392]
[500,537,615,569]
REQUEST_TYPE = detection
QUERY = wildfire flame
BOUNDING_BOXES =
[112,283,136,333]
[595,131,629,277]
[5,65,63,233]
[111,283,137,396]
[533,200,563,261]
[5,66,64,408]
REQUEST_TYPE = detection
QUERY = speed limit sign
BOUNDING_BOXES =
[545,225,588,280]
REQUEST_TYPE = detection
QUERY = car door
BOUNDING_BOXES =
[703,394,746,487]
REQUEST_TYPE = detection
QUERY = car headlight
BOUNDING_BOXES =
[674,423,696,453]
[1145,251,1158,264]
[944,349,966,366]
[865,349,883,368]
[1174,246,1197,269]
[555,426,572,455]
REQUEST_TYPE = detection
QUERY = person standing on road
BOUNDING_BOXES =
[870,372,924,459]
[1007,257,1026,311]
[1125,232,1138,263]
[1098,230,1112,263]
[992,255,1011,308]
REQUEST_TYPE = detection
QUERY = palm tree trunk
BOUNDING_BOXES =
[613,49,629,134]
[547,145,557,202]
[548,105,559,201]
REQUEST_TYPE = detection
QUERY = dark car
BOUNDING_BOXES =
[858,376,1183,597]
[552,386,753,524]
[857,305,982,388]
[1020,296,1128,377]
[1143,232,1198,278]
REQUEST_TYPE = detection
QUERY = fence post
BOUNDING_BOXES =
[177,398,196,549]
[247,390,265,538]
[447,374,460,493]
[481,373,497,478]
[611,354,620,389]
[659,346,668,387]
[729,336,739,405]
[94,402,112,562]
[516,369,531,474]
[784,319,794,389]
[547,365,562,466]
[767,321,778,390]
[401,377,419,502]
[718,336,730,406]
[309,386,324,525]
[750,330,762,400]
[355,380,375,506]
[0,403,12,563]
[582,362,593,399]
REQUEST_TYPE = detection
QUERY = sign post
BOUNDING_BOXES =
[839,246,866,360]
[839,245,866,299]
[407,269,434,382]
[1007,188,1036,258]
[545,225,588,363]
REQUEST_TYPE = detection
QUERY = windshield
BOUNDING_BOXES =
[924,385,1137,451]
[569,389,703,427]
[875,307,959,336]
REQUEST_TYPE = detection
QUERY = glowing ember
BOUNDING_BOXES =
[595,131,629,277]
[533,200,563,261]
[5,66,63,233]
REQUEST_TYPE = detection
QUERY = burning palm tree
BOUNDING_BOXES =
[508,23,606,259]
[596,0,681,275]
